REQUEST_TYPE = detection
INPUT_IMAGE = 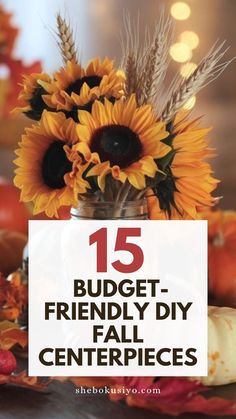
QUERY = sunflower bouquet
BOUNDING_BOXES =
[13,13,232,220]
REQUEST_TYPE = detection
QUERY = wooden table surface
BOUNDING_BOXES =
[1,357,236,419]
[1,380,236,419]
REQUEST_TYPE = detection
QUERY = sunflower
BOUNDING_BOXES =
[72,95,170,191]
[41,58,124,119]
[14,73,54,120]
[148,111,219,220]
[14,111,91,217]
[64,144,100,196]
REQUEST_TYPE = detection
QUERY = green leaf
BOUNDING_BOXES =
[155,149,176,170]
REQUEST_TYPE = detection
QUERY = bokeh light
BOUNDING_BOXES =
[0,64,10,79]
[180,62,197,77]
[180,31,199,49]
[170,2,191,20]
[170,42,192,63]
[183,96,196,110]
[88,0,111,17]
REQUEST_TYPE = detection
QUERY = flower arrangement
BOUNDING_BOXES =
[13,13,232,220]
[7,10,236,418]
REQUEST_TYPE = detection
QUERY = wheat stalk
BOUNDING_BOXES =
[124,54,138,96]
[121,11,148,100]
[56,14,78,64]
[121,10,174,105]
[161,41,234,122]
[139,11,174,104]
[121,12,139,97]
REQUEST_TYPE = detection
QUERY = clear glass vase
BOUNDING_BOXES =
[70,199,148,220]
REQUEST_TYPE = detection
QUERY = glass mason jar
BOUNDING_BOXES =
[70,199,148,220]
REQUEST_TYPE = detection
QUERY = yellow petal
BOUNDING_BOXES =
[75,142,92,161]
[127,171,146,189]
[76,124,91,142]
[41,111,65,139]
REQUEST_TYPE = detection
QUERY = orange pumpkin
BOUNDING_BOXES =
[0,229,27,276]
[202,210,236,307]
[0,178,30,234]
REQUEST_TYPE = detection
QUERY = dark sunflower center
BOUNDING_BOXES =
[42,141,72,189]
[26,86,48,121]
[64,96,116,122]
[90,125,143,168]
[66,75,102,96]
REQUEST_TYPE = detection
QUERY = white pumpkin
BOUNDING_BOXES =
[196,306,236,385]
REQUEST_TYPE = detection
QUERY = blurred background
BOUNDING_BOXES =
[0,0,236,208]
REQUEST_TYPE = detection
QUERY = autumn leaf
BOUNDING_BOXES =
[0,370,51,391]
[0,273,27,321]
[53,375,113,388]
[0,327,27,350]
[0,320,20,331]
[109,376,236,416]
[129,393,236,416]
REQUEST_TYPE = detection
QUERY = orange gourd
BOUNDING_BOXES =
[203,210,236,307]
[0,229,27,276]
